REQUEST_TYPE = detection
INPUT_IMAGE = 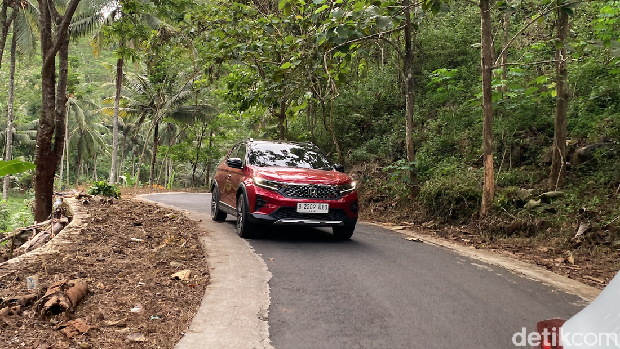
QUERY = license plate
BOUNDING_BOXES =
[296,203,329,213]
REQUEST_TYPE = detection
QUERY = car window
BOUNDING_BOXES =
[248,143,332,170]
[237,144,247,165]
[227,144,239,160]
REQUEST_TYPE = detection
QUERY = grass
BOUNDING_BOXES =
[0,191,34,234]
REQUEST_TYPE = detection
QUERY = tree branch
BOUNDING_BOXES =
[43,0,81,69]
[493,1,587,66]
[495,59,560,67]
[47,0,62,25]
[379,36,405,62]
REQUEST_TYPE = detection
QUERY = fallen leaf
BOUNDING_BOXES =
[583,276,604,284]
[60,319,90,338]
[103,318,127,327]
[171,270,192,281]
[575,222,590,238]
[126,333,147,342]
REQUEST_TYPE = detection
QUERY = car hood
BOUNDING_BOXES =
[251,167,351,185]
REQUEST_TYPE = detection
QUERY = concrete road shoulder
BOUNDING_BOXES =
[138,194,273,349]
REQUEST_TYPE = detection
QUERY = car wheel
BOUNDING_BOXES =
[236,194,255,238]
[332,226,354,240]
[211,187,227,222]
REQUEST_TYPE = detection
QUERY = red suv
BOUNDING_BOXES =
[211,140,358,239]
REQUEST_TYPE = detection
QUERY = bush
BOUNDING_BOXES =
[87,181,121,199]
[418,171,481,221]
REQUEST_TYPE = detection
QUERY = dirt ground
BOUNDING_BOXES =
[0,197,208,349]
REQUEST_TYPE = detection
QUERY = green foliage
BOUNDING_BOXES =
[121,173,137,187]
[167,170,175,189]
[0,194,34,233]
[0,159,36,177]
[87,181,121,198]
[418,171,482,222]
[0,201,10,232]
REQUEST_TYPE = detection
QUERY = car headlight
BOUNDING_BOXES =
[253,177,285,191]
[338,181,356,195]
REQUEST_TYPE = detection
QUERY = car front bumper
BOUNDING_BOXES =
[246,185,358,228]
[249,212,358,227]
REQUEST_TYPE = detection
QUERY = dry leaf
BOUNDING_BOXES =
[171,270,192,281]
[126,333,147,342]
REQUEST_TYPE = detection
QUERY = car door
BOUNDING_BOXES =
[215,145,238,208]
[226,143,247,207]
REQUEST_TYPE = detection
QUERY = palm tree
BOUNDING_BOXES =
[66,96,108,186]
[90,0,169,185]
[116,66,217,186]
[3,2,38,199]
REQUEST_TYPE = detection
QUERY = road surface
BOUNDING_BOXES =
[144,192,584,348]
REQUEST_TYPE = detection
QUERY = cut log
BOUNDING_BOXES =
[39,279,88,315]
[15,230,52,254]
[0,305,21,318]
[0,220,51,245]
[1,294,38,308]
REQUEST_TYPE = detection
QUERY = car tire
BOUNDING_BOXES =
[236,194,255,238]
[332,226,354,240]
[211,187,227,222]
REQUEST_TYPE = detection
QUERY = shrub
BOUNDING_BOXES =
[418,171,481,221]
[87,181,121,199]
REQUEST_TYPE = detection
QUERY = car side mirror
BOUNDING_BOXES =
[226,158,243,169]
[333,164,345,173]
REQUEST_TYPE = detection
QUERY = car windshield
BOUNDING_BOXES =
[248,143,333,170]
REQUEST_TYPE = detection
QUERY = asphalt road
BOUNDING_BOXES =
[145,193,584,349]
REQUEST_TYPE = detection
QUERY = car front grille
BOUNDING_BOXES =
[281,184,340,199]
[270,207,348,221]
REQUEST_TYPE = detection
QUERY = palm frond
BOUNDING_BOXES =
[14,10,38,56]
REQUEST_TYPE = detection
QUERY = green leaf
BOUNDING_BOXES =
[0,160,36,177]
[315,5,329,14]
[376,16,392,29]
[561,7,574,16]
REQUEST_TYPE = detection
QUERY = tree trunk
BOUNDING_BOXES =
[163,157,168,188]
[403,0,419,198]
[33,0,80,221]
[3,29,16,200]
[549,3,569,190]
[0,2,18,75]
[119,129,127,182]
[93,153,97,181]
[308,101,315,143]
[148,120,159,186]
[34,38,70,221]
[500,11,510,91]
[75,135,82,187]
[191,123,206,187]
[480,0,495,217]
[65,114,69,189]
[135,118,156,187]
[278,100,286,140]
[109,57,123,184]
[205,129,213,187]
